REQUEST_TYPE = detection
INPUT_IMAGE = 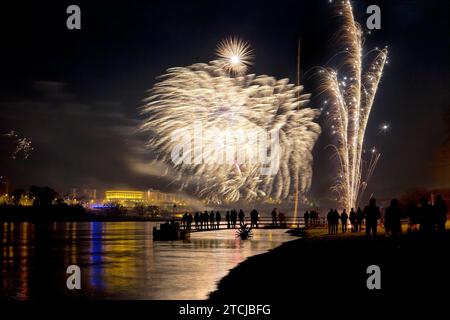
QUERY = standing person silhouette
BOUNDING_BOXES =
[363,199,381,238]
[194,212,200,230]
[356,207,364,232]
[304,211,310,229]
[204,211,209,229]
[349,208,356,232]
[327,209,333,234]
[332,209,339,234]
[209,211,215,229]
[271,208,279,226]
[215,211,221,229]
[238,209,245,225]
[434,195,448,233]
[225,211,230,229]
[200,211,204,229]
[340,209,348,233]
[250,209,259,228]
[187,213,193,230]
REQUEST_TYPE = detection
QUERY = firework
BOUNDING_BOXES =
[318,1,388,209]
[140,39,320,204]
[3,130,33,160]
[215,37,253,75]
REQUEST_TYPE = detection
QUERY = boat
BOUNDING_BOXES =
[153,221,190,240]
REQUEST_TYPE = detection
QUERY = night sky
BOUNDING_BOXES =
[0,0,448,205]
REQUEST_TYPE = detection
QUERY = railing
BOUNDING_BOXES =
[175,217,412,232]
[177,216,327,231]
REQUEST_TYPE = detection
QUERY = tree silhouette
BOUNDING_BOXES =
[29,186,58,207]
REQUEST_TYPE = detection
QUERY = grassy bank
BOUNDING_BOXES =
[209,228,450,305]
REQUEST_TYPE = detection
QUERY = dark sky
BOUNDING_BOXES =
[0,0,448,204]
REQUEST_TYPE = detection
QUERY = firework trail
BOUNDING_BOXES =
[140,38,321,204]
[318,1,388,209]
[3,130,33,160]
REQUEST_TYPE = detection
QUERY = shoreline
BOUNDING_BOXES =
[209,228,450,303]
[0,216,168,223]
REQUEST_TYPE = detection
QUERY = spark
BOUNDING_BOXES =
[378,123,389,135]
[317,1,388,209]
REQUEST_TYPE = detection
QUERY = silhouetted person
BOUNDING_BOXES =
[213,211,219,229]
[199,212,204,229]
[419,197,433,234]
[194,212,200,229]
[203,211,209,229]
[364,199,381,238]
[332,209,339,234]
[356,207,364,232]
[225,211,230,229]
[210,211,215,229]
[182,212,188,229]
[313,210,319,226]
[231,210,237,228]
[272,208,278,226]
[304,211,310,228]
[238,209,245,224]
[311,210,315,227]
[250,209,259,228]
[349,208,356,232]
[384,199,402,236]
[434,195,448,233]
[327,209,333,234]
[187,213,193,230]
[340,209,348,233]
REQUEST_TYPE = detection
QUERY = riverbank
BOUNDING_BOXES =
[209,228,450,305]
[0,204,169,222]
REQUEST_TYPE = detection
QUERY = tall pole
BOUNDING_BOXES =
[293,38,301,223]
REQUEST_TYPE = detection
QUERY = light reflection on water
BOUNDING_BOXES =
[0,222,297,300]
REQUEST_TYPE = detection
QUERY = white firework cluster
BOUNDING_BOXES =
[141,38,321,204]
[318,1,388,209]
[3,130,33,160]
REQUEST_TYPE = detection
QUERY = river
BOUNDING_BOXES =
[0,221,297,300]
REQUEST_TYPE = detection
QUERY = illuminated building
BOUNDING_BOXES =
[105,190,144,206]
[101,189,191,211]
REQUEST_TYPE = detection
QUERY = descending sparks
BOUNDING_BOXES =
[140,39,321,204]
[318,1,388,209]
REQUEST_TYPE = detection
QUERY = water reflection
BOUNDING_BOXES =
[1,222,296,300]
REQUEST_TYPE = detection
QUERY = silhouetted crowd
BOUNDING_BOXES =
[325,207,365,235]
[324,195,448,237]
[271,208,288,227]
[179,195,448,237]
[181,209,261,230]
[303,209,320,228]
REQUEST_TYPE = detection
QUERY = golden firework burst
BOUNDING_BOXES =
[215,37,253,75]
